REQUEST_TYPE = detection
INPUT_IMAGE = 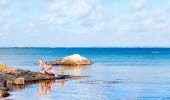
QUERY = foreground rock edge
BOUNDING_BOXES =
[0,64,88,90]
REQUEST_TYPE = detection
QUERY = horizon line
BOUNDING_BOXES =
[1,46,170,48]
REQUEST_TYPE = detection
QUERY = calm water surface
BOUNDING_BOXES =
[0,48,170,100]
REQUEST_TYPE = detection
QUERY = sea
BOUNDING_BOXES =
[0,47,170,100]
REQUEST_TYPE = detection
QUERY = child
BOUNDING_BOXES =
[38,59,43,70]
[40,62,47,73]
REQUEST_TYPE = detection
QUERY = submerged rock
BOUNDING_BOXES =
[151,51,160,53]
[49,54,93,65]
[77,80,122,84]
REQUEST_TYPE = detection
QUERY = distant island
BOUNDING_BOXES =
[16,46,29,48]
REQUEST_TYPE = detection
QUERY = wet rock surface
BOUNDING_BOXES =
[0,89,10,99]
[49,54,93,65]
[0,68,87,85]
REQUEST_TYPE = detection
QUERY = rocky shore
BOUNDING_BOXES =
[0,63,87,98]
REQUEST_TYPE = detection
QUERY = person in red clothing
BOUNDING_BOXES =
[45,65,57,77]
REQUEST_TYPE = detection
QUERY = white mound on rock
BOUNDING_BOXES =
[62,54,87,61]
[50,54,93,65]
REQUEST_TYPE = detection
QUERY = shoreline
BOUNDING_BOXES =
[0,64,88,98]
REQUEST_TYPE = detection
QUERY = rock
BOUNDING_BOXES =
[49,54,93,65]
[0,66,57,88]
[0,63,88,99]
[0,78,6,87]
[0,90,10,98]
[0,64,87,86]
[0,63,8,71]
[0,87,7,90]
[13,78,25,85]
[0,63,7,68]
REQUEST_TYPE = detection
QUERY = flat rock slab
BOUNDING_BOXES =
[0,63,89,98]
[0,66,88,89]
[0,68,88,98]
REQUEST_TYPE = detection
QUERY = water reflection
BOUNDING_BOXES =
[53,65,90,76]
[13,85,25,90]
[38,80,55,98]
[38,80,66,98]
[0,85,25,99]
[60,81,65,88]
[1,80,66,99]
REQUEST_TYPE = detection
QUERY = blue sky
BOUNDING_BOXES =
[0,0,170,47]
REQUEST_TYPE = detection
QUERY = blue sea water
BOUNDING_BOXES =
[1,48,170,100]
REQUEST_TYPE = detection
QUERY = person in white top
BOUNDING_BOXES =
[38,59,43,71]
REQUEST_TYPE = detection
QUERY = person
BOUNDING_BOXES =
[38,59,43,70]
[40,62,47,73]
[44,65,57,77]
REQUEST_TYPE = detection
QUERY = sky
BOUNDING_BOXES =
[0,0,170,47]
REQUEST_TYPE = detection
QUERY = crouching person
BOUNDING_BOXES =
[45,65,57,77]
